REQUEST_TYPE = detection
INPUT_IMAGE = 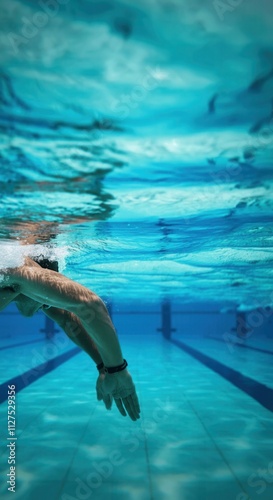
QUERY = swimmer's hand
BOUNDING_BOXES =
[99,369,141,421]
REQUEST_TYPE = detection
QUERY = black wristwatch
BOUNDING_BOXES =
[104,359,128,374]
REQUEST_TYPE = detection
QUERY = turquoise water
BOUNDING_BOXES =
[0,0,273,498]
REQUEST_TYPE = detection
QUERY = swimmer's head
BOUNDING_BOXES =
[32,257,59,272]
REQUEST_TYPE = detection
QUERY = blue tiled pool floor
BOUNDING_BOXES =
[1,334,273,500]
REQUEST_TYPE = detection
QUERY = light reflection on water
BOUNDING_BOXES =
[0,0,273,308]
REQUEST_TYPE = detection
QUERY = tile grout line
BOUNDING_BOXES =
[55,406,96,500]
[185,395,250,498]
[143,426,155,500]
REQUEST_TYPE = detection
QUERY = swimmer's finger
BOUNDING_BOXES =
[96,383,113,410]
[122,397,138,421]
[104,394,113,410]
[130,392,141,415]
[96,385,104,401]
[114,398,127,417]
[97,389,102,401]
[123,394,141,421]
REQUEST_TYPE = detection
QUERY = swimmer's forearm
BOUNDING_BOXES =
[42,307,104,367]
[79,298,124,367]
[47,299,124,367]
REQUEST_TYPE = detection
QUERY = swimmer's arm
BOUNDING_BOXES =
[0,286,20,312]
[13,263,140,420]
[42,306,104,369]
[13,265,124,367]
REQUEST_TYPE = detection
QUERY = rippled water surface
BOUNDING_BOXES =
[0,0,273,306]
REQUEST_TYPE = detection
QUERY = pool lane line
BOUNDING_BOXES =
[171,339,273,413]
[208,336,273,357]
[0,338,46,352]
[0,346,81,404]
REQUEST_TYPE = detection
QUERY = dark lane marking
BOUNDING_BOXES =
[208,336,273,357]
[0,347,81,404]
[0,338,45,351]
[171,339,273,413]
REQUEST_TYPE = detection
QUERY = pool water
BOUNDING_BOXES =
[0,0,273,499]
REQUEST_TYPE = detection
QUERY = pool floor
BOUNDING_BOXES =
[0,333,273,500]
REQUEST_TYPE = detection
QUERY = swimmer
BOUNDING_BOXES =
[0,256,140,421]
